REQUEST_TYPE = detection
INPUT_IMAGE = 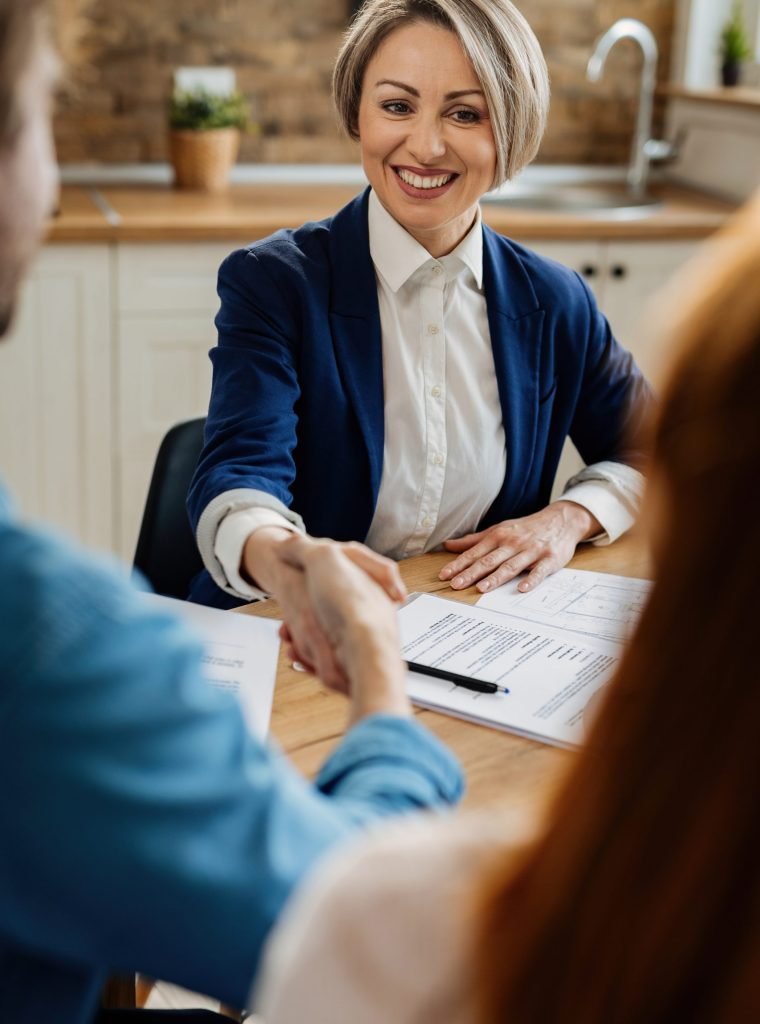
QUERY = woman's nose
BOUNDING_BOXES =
[406,118,447,164]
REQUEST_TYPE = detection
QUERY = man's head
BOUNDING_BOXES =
[0,0,58,336]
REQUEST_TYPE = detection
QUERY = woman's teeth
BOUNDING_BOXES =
[397,168,454,190]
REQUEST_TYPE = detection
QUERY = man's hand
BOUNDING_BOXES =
[439,501,601,594]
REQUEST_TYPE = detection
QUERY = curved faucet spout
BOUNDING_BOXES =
[587,19,659,197]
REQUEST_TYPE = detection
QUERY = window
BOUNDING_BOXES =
[678,0,760,88]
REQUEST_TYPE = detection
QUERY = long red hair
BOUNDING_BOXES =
[475,193,760,1022]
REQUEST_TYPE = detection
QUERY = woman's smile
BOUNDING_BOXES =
[393,165,460,198]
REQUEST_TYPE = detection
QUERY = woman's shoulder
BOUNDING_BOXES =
[484,225,596,311]
[254,810,535,1024]
[220,188,368,284]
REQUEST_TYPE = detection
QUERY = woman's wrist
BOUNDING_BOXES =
[241,526,298,594]
[553,500,602,542]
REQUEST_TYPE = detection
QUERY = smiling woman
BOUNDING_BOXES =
[187,1,652,697]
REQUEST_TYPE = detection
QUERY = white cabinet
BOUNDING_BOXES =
[0,245,114,550]
[115,242,237,559]
[517,239,699,495]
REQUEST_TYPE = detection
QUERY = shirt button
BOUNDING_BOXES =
[431,385,442,398]
[422,516,433,528]
[432,453,445,466]
[432,265,443,276]
[427,323,440,336]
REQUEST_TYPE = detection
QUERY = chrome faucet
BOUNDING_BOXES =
[587,18,672,199]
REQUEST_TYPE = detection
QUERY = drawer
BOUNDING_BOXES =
[117,241,241,314]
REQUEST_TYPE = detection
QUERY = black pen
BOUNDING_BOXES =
[405,661,509,695]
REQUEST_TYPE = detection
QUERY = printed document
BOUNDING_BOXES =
[477,567,652,644]
[147,595,280,739]
[399,593,622,748]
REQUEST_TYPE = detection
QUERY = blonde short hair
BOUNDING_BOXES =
[333,0,549,187]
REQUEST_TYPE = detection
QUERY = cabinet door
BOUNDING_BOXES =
[603,241,699,386]
[0,244,114,550]
[118,242,236,314]
[115,242,239,560]
[117,315,216,560]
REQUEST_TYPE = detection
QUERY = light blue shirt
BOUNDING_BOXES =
[0,484,463,1023]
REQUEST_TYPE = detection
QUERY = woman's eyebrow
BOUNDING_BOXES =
[374,78,420,96]
[374,79,484,100]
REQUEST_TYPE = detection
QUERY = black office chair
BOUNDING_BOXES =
[133,417,206,599]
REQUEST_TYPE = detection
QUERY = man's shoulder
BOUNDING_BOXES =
[0,494,187,672]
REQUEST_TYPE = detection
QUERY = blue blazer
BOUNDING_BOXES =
[188,188,651,608]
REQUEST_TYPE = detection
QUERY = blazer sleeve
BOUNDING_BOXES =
[0,514,463,1008]
[567,272,653,470]
[187,246,307,574]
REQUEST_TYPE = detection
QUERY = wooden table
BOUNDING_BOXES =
[239,532,650,813]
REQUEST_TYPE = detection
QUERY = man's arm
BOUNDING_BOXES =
[0,518,462,1008]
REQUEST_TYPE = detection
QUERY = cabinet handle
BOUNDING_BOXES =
[611,264,627,279]
[581,264,598,278]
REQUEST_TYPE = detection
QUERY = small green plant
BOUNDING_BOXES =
[720,3,752,63]
[169,89,249,132]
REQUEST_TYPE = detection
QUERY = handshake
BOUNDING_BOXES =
[269,535,411,725]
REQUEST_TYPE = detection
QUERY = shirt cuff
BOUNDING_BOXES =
[561,461,644,546]
[316,714,465,813]
[215,508,303,601]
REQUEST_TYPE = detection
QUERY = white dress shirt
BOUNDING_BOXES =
[212,192,642,599]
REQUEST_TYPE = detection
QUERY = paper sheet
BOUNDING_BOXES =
[399,593,621,748]
[147,595,281,739]
[476,567,652,644]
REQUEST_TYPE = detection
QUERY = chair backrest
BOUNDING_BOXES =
[133,417,206,599]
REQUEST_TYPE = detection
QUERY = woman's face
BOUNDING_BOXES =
[357,21,497,258]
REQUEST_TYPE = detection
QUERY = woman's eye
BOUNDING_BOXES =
[451,108,481,124]
[382,101,411,115]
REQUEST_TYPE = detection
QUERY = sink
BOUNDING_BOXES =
[482,182,662,216]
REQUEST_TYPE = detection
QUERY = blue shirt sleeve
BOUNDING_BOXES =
[0,501,463,1008]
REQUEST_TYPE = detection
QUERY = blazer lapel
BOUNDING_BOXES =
[482,226,546,517]
[328,188,385,505]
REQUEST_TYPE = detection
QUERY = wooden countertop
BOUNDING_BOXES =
[46,181,734,244]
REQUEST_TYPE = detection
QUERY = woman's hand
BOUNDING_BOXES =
[276,536,410,723]
[439,501,601,594]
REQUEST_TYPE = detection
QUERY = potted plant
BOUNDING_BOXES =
[720,3,752,87]
[168,89,249,192]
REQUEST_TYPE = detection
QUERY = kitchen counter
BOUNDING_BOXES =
[48,181,734,244]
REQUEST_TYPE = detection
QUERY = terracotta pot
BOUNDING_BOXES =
[169,127,241,192]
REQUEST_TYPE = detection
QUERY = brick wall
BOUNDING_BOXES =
[52,0,675,165]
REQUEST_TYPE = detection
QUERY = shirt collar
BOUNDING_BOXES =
[368,189,483,292]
